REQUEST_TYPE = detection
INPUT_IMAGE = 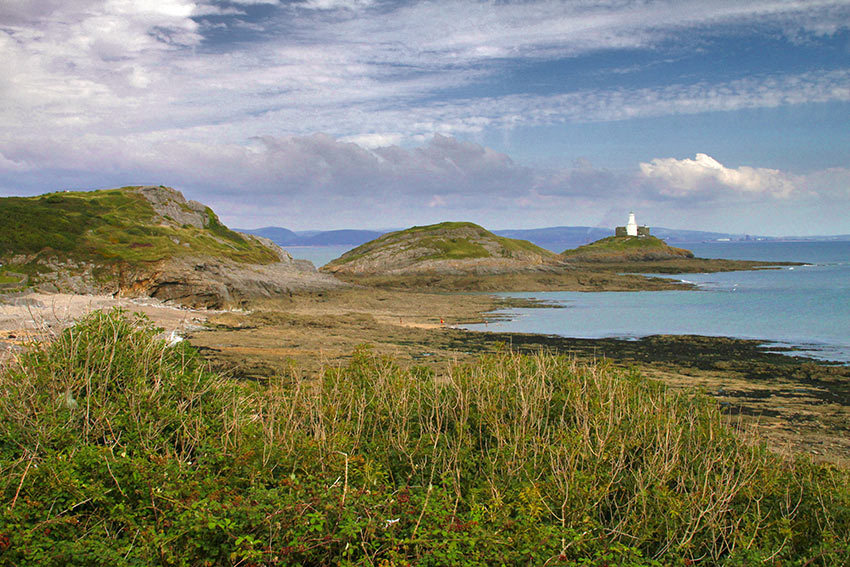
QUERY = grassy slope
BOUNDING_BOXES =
[0,187,279,266]
[1,309,849,566]
[561,235,694,259]
[326,221,554,268]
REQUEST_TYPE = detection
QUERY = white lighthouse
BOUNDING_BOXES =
[626,212,638,236]
[615,212,650,237]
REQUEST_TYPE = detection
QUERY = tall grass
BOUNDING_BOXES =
[1,309,848,566]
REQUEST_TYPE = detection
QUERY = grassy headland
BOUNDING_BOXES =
[0,186,281,293]
[2,309,849,566]
[0,187,278,265]
[322,227,794,291]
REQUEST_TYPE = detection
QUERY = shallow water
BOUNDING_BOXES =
[465,241,850,363]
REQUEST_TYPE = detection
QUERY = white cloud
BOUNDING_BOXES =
[639,153,799,199]
[298,0,373,10]
[2,1,849,233]
[1,132,848,234]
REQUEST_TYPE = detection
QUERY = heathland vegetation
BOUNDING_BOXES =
[1,309,848,566]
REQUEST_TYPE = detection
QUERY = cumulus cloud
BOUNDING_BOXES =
[639,153,800,199]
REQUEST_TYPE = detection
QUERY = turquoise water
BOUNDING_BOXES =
[465,241,850,363]
[288,245,353,268]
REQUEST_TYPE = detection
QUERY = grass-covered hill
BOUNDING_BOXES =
[0,185,279,267]
[1,308,849,566]
[561,235,695,262]
[322,221,558,276]
[0,186,336,305]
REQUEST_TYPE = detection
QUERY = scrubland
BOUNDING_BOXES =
[1,309,848,566]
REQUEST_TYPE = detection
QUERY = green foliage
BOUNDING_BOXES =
[0,187,279,269]
[562,236,694,260]
[1,310,849,565]
[327,221,554,268]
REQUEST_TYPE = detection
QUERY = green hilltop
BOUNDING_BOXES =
[323,221,555,274]
[561,235,694,262]
[0,186,279,273]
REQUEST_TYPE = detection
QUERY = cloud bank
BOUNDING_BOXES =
[2,129,846,235]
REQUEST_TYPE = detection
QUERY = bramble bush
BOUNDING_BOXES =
[1,309,848,565]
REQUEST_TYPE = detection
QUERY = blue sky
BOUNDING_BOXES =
[1,0,849,234]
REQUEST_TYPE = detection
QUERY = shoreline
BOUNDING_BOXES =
[446,327,850,464]
[3,286,848,465]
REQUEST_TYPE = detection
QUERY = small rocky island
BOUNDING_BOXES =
[322,221,559,275]
[320,218,786,291]
[561,235,694,262]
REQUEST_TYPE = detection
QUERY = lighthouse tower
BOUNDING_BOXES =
[626,212,638,236]
[616,212,650,237]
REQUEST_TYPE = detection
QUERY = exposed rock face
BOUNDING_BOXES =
[116,256,343,309]
[135,186,210,228]
[29,240,342,309]
[322,222,559,276]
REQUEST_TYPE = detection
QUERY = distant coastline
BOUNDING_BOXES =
[240,224,850,257]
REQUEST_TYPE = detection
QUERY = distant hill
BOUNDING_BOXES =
[238,227,387,247]
[301,229,387,246]
[239,225,850,255]
[321,221,557,275]
[240,226,302,245]
[493,226,613,251]
[0,186,336,306]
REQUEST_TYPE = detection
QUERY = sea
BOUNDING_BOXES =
[289,241,850,364]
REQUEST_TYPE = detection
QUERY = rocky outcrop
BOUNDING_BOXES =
[2,185,343,307]
[322,222,560,276]
[27,245,342,308]
[117,256,343,309]
[134,185,210,228]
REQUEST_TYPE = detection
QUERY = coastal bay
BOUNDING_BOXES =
[180,283,850,466]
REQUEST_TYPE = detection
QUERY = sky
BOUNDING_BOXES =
[1,0,849,235]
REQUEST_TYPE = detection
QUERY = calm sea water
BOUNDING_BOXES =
[287,245,353,268]
[464,241,850,363]
[290,240,850,363]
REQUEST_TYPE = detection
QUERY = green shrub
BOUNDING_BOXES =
[1,310,848,566]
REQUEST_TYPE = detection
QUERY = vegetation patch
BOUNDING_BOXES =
[0,187,279,271]
[562,236,694,261]
[325,221,554,272]
[1,309,848,566]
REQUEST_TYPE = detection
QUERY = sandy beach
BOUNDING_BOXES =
[0,292,211,359]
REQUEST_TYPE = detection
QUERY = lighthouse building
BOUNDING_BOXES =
[615,212,650,237]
